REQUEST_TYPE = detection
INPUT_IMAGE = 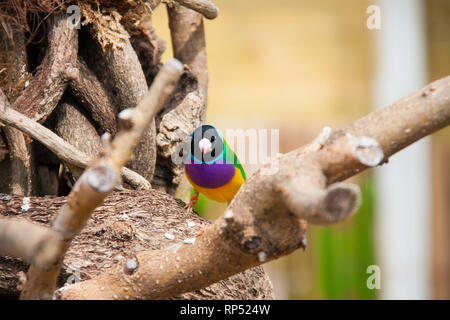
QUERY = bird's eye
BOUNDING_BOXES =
[210,136,215,143]
[179,148,184,157]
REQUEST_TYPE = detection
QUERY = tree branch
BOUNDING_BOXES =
[88,21,158,182]
[0,217,63,268]
[59,75,450,300]
[0,27,34,195]
[175,0,219,20]
[153,5,208,192]
[0,97,151,190]
[18,59,184,299]
[12,13,78,123]
[68,57,118,135]
[0,190,274,300]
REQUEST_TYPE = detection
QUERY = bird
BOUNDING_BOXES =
[184,124,246,211]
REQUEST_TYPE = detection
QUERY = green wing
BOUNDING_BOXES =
[223,139,246,180]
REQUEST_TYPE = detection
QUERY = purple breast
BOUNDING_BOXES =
[185,161,236,188]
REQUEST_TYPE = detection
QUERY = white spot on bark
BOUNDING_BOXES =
[164,233,175,240]
[184,237,196,244]
[258,251,267,262]
[21,197,30,211]
[118,108,133,120]
[165,242,183,253]
[224,210,234,220]
[319,126,332,145]
[187,221,196,227]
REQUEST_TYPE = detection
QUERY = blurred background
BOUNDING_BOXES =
[152,0,450,299]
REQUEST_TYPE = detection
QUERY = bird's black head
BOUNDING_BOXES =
[190,124,223,163]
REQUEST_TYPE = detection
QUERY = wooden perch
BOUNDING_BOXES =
[1,59,184,299]
[58,75,450,300]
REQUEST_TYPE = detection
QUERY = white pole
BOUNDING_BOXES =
[373,0,431,299]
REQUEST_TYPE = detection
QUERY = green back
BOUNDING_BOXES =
[223,139,246,180]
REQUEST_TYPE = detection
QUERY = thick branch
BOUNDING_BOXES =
[89,24,157,181]
[59,75,450,300]
[12,13,78,122]
[153,5,208,192]
[0,28,33,195]
[2,126,33,196]
[325,77,450,182]
[68,57,117,135]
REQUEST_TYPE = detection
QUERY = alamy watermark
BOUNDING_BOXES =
[171,128,280,175]
[366,5,381,30]
[65,266,81,285]
[67,5,81,29]
[366,264,381,290]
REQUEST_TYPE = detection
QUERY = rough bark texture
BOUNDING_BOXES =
[153,5,208,194]
[68,57,117,135]
[0,98,151,190]
[130,14,166,87]
[87,25,157,183]
[12,13,78,123]
[0,24,34,196]
[55,97,102,180]
[0,190,274,300]
[0,92,33,196]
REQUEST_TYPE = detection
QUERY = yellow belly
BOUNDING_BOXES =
[186,167,245,203]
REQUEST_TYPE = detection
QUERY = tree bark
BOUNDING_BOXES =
[0,190,274,300]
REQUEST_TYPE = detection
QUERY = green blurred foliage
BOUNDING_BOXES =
[315,178,377,299]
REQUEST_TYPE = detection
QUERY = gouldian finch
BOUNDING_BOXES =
[184,124,246,209]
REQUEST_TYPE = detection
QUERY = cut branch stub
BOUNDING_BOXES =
[281,170,360,224]
[175,0,219,20]
[320,133,384,180]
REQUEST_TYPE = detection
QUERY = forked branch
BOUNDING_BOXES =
[58,76,450,299]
